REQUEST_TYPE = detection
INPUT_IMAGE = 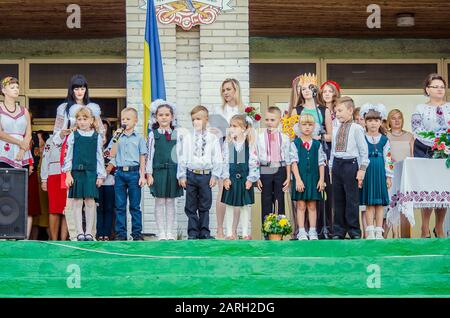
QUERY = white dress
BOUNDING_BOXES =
[0,106,33,168]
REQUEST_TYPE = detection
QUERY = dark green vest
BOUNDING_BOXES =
[72,130,98,171]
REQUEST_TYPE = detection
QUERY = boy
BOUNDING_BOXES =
[177,105,222,239]
[256,106,297,230]
[110,107,147,241]
[330,96,369,239]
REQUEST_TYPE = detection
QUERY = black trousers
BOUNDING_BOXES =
[332,158,360,238]
[260,166,287,225]
[184,170,212,238]
[317,164,333,237]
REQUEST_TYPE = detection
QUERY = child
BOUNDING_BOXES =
[41,135,69,240]
[256,106,297,231]
[110,107,147,241]
[291,114,326,240]
[221,114,259,240]
[177,105,222,239]
[330,97,369,239]
[62,107,106,241]
[359,104,394,239]
[146,100,183,241]
[97,119,115,241]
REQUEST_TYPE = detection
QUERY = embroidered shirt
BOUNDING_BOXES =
[411,103,450,147]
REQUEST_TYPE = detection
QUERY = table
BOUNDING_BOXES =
[386,158,450,227]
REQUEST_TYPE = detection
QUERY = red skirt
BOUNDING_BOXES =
[47,174,67,214]
[28,171,41,216]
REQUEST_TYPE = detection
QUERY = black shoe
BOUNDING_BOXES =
[188,236,198,240]
[332,235,343,240]
[433,228,438,238]
[132,235,144,241]
[114,236,127,241]
[84,234,94,241]
[199,235,215,240]
[77,234,85,241]
[350,235,361,239]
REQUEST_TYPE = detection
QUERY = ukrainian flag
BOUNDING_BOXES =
[142,0,166,135]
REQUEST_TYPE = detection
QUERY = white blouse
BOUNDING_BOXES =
[214,104,240,124]
[40,136,63,181]
[62,129,106,178]
[365,134,394,178]
[221,140,260,182]
[411,103,450,147]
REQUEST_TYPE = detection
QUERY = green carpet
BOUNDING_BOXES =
[0,239,449,298]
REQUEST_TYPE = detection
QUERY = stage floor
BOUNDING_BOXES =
[0,239,449,297]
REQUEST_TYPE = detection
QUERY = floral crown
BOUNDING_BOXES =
[294,73,318,86]
[1,76,17,89]
[360,103,388,120]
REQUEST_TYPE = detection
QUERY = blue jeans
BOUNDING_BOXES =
[97,185,115,237]
[114,170,142,238]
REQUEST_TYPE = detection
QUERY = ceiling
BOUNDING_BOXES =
[0,1,448,39]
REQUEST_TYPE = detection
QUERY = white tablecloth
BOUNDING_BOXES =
[387,158,450,226]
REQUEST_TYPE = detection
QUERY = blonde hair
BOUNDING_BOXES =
[191,105,209,117]
[387,108,404,131]
[75,106,96,130]
[220,78,243,112]
[226,114,255,146]
[299,113,315,125]
[267,106,282,117]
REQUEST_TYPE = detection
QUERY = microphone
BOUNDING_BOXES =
[309,84,318,98]
[112,124,127,143]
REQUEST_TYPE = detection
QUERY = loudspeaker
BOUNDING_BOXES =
[0,168,28,239]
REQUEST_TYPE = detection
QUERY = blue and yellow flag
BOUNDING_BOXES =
[143,0,166,135]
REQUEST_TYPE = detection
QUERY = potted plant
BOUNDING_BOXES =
[418,122,450,168]
[262,213,292,240]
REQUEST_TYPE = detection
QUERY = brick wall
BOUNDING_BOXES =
[126,0,249,238]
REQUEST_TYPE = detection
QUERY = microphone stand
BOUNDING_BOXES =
[318,129,330,239]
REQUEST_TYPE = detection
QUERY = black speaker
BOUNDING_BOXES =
[0,168,28,239]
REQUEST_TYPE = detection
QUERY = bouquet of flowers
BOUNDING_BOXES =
[281,113,299,140]
[244,106,261,123]
[418,121,450,168]
[262,213,293,238]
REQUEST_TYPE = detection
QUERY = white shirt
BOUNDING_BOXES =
[176,129,222,180]
[255,128,298,165]
[40,136,63,181]
[330,122,369,170]
[214,104,240,124]
[411,103,450,147]
[221,140,260,182]
[62,129,106,178]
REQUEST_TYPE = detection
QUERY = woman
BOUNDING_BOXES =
[411,73,450,238]
[213,78,244,239]
[385,109,414,238]
[288,74,333,239]
[52,74,102,240]
[0,76,34,238]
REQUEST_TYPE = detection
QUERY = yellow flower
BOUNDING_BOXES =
[279,218,288,227]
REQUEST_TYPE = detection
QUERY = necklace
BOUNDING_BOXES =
[3,101,17,114]
[390,130,405,137]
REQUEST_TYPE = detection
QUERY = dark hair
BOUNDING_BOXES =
[101,118,113,145]
[65,74,90,117]
[152,104,175,130]
[423,73,446,96]
[297,84,320,107]
[364,110,387,135]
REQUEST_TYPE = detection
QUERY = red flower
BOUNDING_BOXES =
[255,114,261,121]
[447,128,450,133]
[438,142,446,151]
[245,107,252,113]
[435,137,440,143]
[4,143,10,152]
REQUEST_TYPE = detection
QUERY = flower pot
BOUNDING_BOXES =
[268,234,282,241]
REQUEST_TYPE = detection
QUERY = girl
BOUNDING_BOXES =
[0,76,34,238]
[359,104,394,239]
[411,73,449,238]
[221,114,259,240]
[291,114,326,240]
[41,134,69,240]
[97,119,115,241]
[62,107,106,241]
[386,109,414,238]
[53,74,103,240]
[319,80,341,128]
[214,78,244,239]
[146,100,183,240]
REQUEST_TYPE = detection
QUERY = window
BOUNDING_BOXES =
[250,62,317,88]
[0,64,19,81]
